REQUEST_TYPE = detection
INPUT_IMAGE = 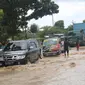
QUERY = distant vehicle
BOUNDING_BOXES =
[44,34,65,39]
[43,37,63,56]
[0,39,41,66]
[68,36,85,47]
[53,34,65,38]
[68,36,77,47]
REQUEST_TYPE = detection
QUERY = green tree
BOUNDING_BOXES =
[37,26,66,38]
[30,24,38,33]
[67,25,73,31]
[80,29,84,40]
[0,9,8,41]
[0,9,3,20]
[37,26,50,38]
[48,26,66,34]
[83,20,85,23]
[68,31,76,36]
[54,20,64,29]
[40,26,51,30]
[80,29,84,33]
[0,0,59,40]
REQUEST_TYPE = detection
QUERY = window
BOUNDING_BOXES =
[4,41,27,51]
[29,42,37,49]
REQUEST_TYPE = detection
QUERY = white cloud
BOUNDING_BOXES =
[28,1,85,28]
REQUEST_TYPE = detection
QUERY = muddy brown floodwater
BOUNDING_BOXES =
[0,47,85,85]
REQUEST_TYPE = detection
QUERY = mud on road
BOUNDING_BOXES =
[0,48,85,85]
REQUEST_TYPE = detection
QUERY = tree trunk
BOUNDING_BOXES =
[12,36,14,40]
[25,28,27,39]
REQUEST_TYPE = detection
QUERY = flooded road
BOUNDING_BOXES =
[0,48,85,85]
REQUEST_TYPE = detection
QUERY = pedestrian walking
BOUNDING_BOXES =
[64,37,69,58]
[76,38,80,51]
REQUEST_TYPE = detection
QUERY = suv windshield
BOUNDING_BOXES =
[4,41,27,51]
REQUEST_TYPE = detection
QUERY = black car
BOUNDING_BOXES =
[0,39,41,66]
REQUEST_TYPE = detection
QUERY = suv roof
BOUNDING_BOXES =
[10,39,37,43]
[9,39,40,48]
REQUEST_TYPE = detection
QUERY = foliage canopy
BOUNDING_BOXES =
[0,0,59,40]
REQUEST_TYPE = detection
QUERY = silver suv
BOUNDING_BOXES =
[0,39,41,66]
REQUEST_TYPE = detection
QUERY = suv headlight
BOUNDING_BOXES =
[13,55,25,60]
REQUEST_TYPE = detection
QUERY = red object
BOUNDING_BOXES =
[51,44,60,51]
[76,44,79,51]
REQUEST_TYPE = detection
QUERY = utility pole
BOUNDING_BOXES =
[52,14,54,26]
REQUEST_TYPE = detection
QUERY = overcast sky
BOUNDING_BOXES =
[28,0,85,28]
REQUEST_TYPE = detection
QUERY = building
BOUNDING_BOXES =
[73,23,85,35]
[73,23,85,41]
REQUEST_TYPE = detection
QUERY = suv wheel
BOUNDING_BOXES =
[29,54,38,63]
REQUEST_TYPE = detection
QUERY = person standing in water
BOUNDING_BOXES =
[76,38,80,51]
[64,37,69,58]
